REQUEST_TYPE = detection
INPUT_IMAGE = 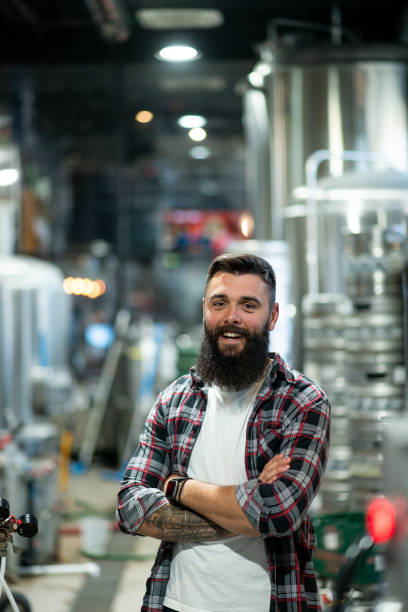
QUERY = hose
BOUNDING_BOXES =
[0,557,6,602]
[0,568,21,612]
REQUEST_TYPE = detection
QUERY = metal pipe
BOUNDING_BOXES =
[85,0,129,42]
[19,562,101,577]
[304,149,395,294]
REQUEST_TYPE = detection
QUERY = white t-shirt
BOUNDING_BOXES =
[164,374,270,612]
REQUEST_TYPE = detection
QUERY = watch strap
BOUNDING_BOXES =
[177,477,191,504]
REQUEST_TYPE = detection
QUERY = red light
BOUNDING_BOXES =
[366,497,396,544]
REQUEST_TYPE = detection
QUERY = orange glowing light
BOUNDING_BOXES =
[96,279,106,295]
[135,110,154,124]
[239,212,254,238]
[62,276,106,298]
[83,278,94,295]
[63,277,73,294]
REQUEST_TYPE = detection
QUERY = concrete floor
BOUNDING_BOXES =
[6,467,158,612]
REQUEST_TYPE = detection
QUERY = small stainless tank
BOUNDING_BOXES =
[0,255,71,427]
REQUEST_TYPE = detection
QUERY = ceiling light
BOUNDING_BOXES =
[136,9,223,30]
[178,115,207,129]
[135,110,154,123]
[188,127,207,142]
[0,168,18,187]
[190,146,211,160]
[155,45,201,62]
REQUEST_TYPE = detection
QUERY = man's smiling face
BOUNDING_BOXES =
[203,271,279,356]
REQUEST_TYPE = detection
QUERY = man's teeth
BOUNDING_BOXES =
[223,332,241,338]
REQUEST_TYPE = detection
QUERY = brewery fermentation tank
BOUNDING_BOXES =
[245,43,408,365]
[0,255,72,428]
[246,44,408,239]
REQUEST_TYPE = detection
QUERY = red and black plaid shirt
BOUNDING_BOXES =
[117,353,330,611]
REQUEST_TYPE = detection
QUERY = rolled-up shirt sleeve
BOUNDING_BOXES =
[236,396,330,537]
[116,393,171,534]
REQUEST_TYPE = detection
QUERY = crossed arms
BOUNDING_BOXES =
[136,454,290,541]
[117,389,330,543]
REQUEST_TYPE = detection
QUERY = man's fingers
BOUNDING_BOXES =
[258,456,290,483]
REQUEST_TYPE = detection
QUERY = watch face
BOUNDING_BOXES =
[166,479,178,500]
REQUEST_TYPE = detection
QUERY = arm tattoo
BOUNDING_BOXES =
[140,504,234,542]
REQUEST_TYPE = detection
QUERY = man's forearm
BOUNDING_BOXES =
[138,502,235,542]
[180,480,261,537]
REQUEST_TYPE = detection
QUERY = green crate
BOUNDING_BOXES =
[312,512,384,585]
[176,346,199,377]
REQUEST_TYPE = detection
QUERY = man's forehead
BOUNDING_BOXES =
[205,271,269,296]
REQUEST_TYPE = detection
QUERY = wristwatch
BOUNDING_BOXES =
[165,477,191,505]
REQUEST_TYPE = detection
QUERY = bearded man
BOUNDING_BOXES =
[117,253,330,612]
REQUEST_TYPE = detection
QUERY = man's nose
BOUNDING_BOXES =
[224,304,241,324]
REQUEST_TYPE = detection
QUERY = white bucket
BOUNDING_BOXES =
[81,516,111,556]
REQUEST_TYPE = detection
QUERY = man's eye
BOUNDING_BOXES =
[243,303,256,310]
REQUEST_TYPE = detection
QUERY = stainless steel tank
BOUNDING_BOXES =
[248,44,408,236]
[0,255,72,427]
[244,44,408,365]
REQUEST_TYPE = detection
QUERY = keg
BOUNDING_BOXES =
[303,350,346,389]
[346,382,405,414]
[351,294,402,315]
[349,411,399,509]
[344,227,406,298]
[324,445,351,482]
[302,294,350,388]
[346,351,405,388]
[318,479,351,513]
[317,382,351,511]
[303,294,351,350]
[344,312,404,352]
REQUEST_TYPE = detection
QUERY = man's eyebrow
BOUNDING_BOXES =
[208,292,228,300]
[240,295,262,305]
[208,293,261,306]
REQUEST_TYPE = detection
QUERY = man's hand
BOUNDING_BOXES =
[258,453,290,484]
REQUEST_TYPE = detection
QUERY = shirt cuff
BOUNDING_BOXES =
[235,478,260,531]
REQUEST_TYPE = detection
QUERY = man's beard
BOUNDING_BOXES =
[196,320,270,391]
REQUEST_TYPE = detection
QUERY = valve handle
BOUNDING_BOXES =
[17,514,38,538]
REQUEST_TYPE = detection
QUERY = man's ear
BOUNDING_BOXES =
[269,303,279,330]
[202,296,205,316]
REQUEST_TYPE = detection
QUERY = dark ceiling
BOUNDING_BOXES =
[1,0,408,258]
[0,0,407,64]
[0,0,407,143]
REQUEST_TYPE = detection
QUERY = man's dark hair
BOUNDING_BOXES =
[205,253,276,309]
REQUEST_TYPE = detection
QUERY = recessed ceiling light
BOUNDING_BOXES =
[135,110,154,123]
[190,146,211,160]
[178,115,207,129]
[188,127,207,142]
[136,9,223,30]
[155,45,201,62]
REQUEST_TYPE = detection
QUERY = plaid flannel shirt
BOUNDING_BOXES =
[117,353,330,612]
